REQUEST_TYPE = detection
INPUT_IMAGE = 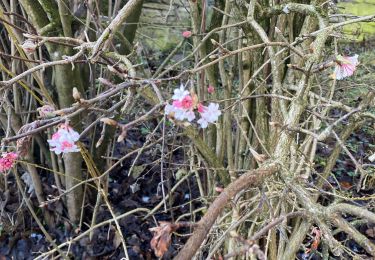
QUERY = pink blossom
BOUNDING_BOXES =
[172,100,182,108]
[333,54,359,80]
[61,141,74,150]
[182,31,192,38]
[52,132,60,139]
[197,103,221,128]
[48,124,80,155]
[207,85,215,94]
[0,152,18,173]
[180,95,193,110]
[197,103,206,113]
[165,85,196,122]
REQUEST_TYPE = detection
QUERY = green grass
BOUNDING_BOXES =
[338,0,375,41]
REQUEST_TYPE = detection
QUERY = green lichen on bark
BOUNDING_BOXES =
[37,0,61,27]
[19,0,49,31]
[19,0,85,223]
[53,52,85,223]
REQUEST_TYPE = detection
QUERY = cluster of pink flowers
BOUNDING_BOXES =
[165,85,221,128]
[333,54,359,80]
[48,124,80,155]
[0,152,18,173]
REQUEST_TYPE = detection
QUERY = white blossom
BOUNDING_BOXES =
[197,118,209,128]
[197,103,221,128]
[164,104,175,115]
[172,84,189,101]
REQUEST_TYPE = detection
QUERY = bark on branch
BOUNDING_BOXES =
[174,163,279,260]
[89,0,143,61]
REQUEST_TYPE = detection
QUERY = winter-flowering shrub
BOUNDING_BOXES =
[0,152,18,173]
[333,54,359,80]
[165,85,221,128]
[48,123,80,155]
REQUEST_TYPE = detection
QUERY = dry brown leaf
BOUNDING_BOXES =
[339,181,353,190]
[365,227,375,238]
[149,222,179,258]
[100,118,118,126]
[113,228,123,249]
[117,127,127,142]
[249,148,268,163]
[191,92,199,108]
[16,121,40,156]
[305,227,321,254]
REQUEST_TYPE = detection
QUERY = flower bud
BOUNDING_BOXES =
[182,31,192,38]
[72,87,81,101]
[37,105,56,118]
[21,40,37,54]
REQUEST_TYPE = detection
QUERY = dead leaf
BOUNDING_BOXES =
[130,165,145,179]
[191,92,199,108]
[113,229,123,249]
[130,183,140,193]
[175,169,187,180]
[117,127,127,142]
[365,227,375,238]
[100,118,118,126]
[149,222,179,258]
[368,153,375,162]
[305,227,321,253]
[249,148,267,163]
[16,121,40,156]
[340,181,353,190]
